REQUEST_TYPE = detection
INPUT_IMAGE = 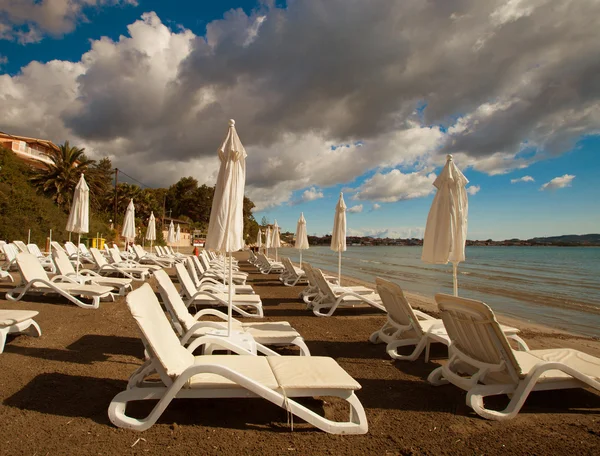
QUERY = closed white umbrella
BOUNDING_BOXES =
[176,224,181,253]
[121,199,136,246]
[421,154,469,296]
[205,119,247,336]
[265,226,272,257]
[66,173,89,274]
[167,221,176,248]
[270,220,281,261]
[146,212,156,253]
[256,229,262,249]
[295,212,309,268]
[331,192,347,284]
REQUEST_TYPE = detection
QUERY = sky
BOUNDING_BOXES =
[0,0,599,240]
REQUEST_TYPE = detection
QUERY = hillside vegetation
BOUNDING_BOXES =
[0,147,110,246]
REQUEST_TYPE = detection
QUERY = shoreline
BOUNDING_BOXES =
[285,256,600,358]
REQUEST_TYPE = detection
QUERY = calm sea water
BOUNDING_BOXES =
[278,245,600,337]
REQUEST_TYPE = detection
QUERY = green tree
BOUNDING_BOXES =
[87,157,114,212]
[260,216,269,227]
[31,141,95,209]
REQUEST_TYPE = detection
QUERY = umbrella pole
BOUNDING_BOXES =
[150,240,153,254]
[338,251,342,285]
[453,263,458,296]
[69,232,72,242]
[299,250,302,268]
[27,229,31,245]
[76,233,81,275]
[228,253,233,337]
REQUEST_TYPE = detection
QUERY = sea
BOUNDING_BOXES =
[277,245,600,337]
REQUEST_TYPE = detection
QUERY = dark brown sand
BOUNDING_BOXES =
[0,251,599,455]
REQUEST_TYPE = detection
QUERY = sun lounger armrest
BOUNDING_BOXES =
[187,290,227,306]
[192,308,242,325]
[50,275,80,284]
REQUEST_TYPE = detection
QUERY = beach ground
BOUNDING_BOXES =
[0,251,599,455]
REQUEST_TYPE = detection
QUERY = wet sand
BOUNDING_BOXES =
[0,250,599,455]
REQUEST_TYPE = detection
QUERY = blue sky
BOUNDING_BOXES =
[1,1,599,240]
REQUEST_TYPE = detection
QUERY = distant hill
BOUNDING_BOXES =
[527,234,600,245]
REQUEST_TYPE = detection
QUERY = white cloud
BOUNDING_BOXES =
[511,175,535,183]
[1,2,600,209]
[353,170,436,202]
[540,174,575,191]
[370,203,381,212]
[466,185,481,195]
[347,227,425,239]
[290,186,323,206]
[0,1,138,44]
[347,204,363,214]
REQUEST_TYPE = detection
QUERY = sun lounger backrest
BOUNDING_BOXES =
[376,278,424,335]
[52,248,77,275]
[108,248,124,264]
[435,293,521,378]
[154,269,196,333]
[50,241,66,253]
[127,283,194,377]
[303,263,319,287]
[192,255,206,275]
[185,257,201,286]
[175,262,196,298]
[13,240,28,253]
[79,244,90,256]
[16,252,50,283]
[89,248,108,267]
[2,243,19,262]
[313,268,337,301]
[27,243,44,258]
[64,242,78,256]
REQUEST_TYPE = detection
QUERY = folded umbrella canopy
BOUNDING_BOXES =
[421,154,469,296]
[121,199,136,246]
[66,173,89,274]
[270,220,281,262]
[176,224,181,253]
[331,193,347,284]
[167,221,176,248]
[205,119,247,335]
[256,228,262,250]
[295,212,309,267]
[265,226,272,257]
[146,212,156,253]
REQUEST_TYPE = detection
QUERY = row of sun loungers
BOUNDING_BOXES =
[2,242,599,431]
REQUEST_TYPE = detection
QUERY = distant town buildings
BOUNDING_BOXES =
[0,131,59,169]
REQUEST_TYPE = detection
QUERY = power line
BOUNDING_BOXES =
[115,168,152,189]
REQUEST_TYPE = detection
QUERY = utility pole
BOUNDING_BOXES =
[162,194,167,230]
[113,168,119,229]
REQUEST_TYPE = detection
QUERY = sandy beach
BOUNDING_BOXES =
[0,251,599,455]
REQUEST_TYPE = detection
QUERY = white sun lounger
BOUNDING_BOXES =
[309,267,385,317]
[52,249,133,296]
[427,293,600,420]
[255,252,285,274]
[6,253,114,309]
[155,269,310,356]
[107,248,161,272]
[65,241,94,264]
[26,243,56,273]
[108,283,367,433]
[175,263,263,317]
[0,309,41,353]
[279,257,308,287]
[301,263,367,305]
[196,254,248,285]
[131,245,173,268]
[186,257,254,295]
[89,248,150,281]
[369,278,528,362]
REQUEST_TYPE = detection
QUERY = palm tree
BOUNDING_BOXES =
[31,141,95,209]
